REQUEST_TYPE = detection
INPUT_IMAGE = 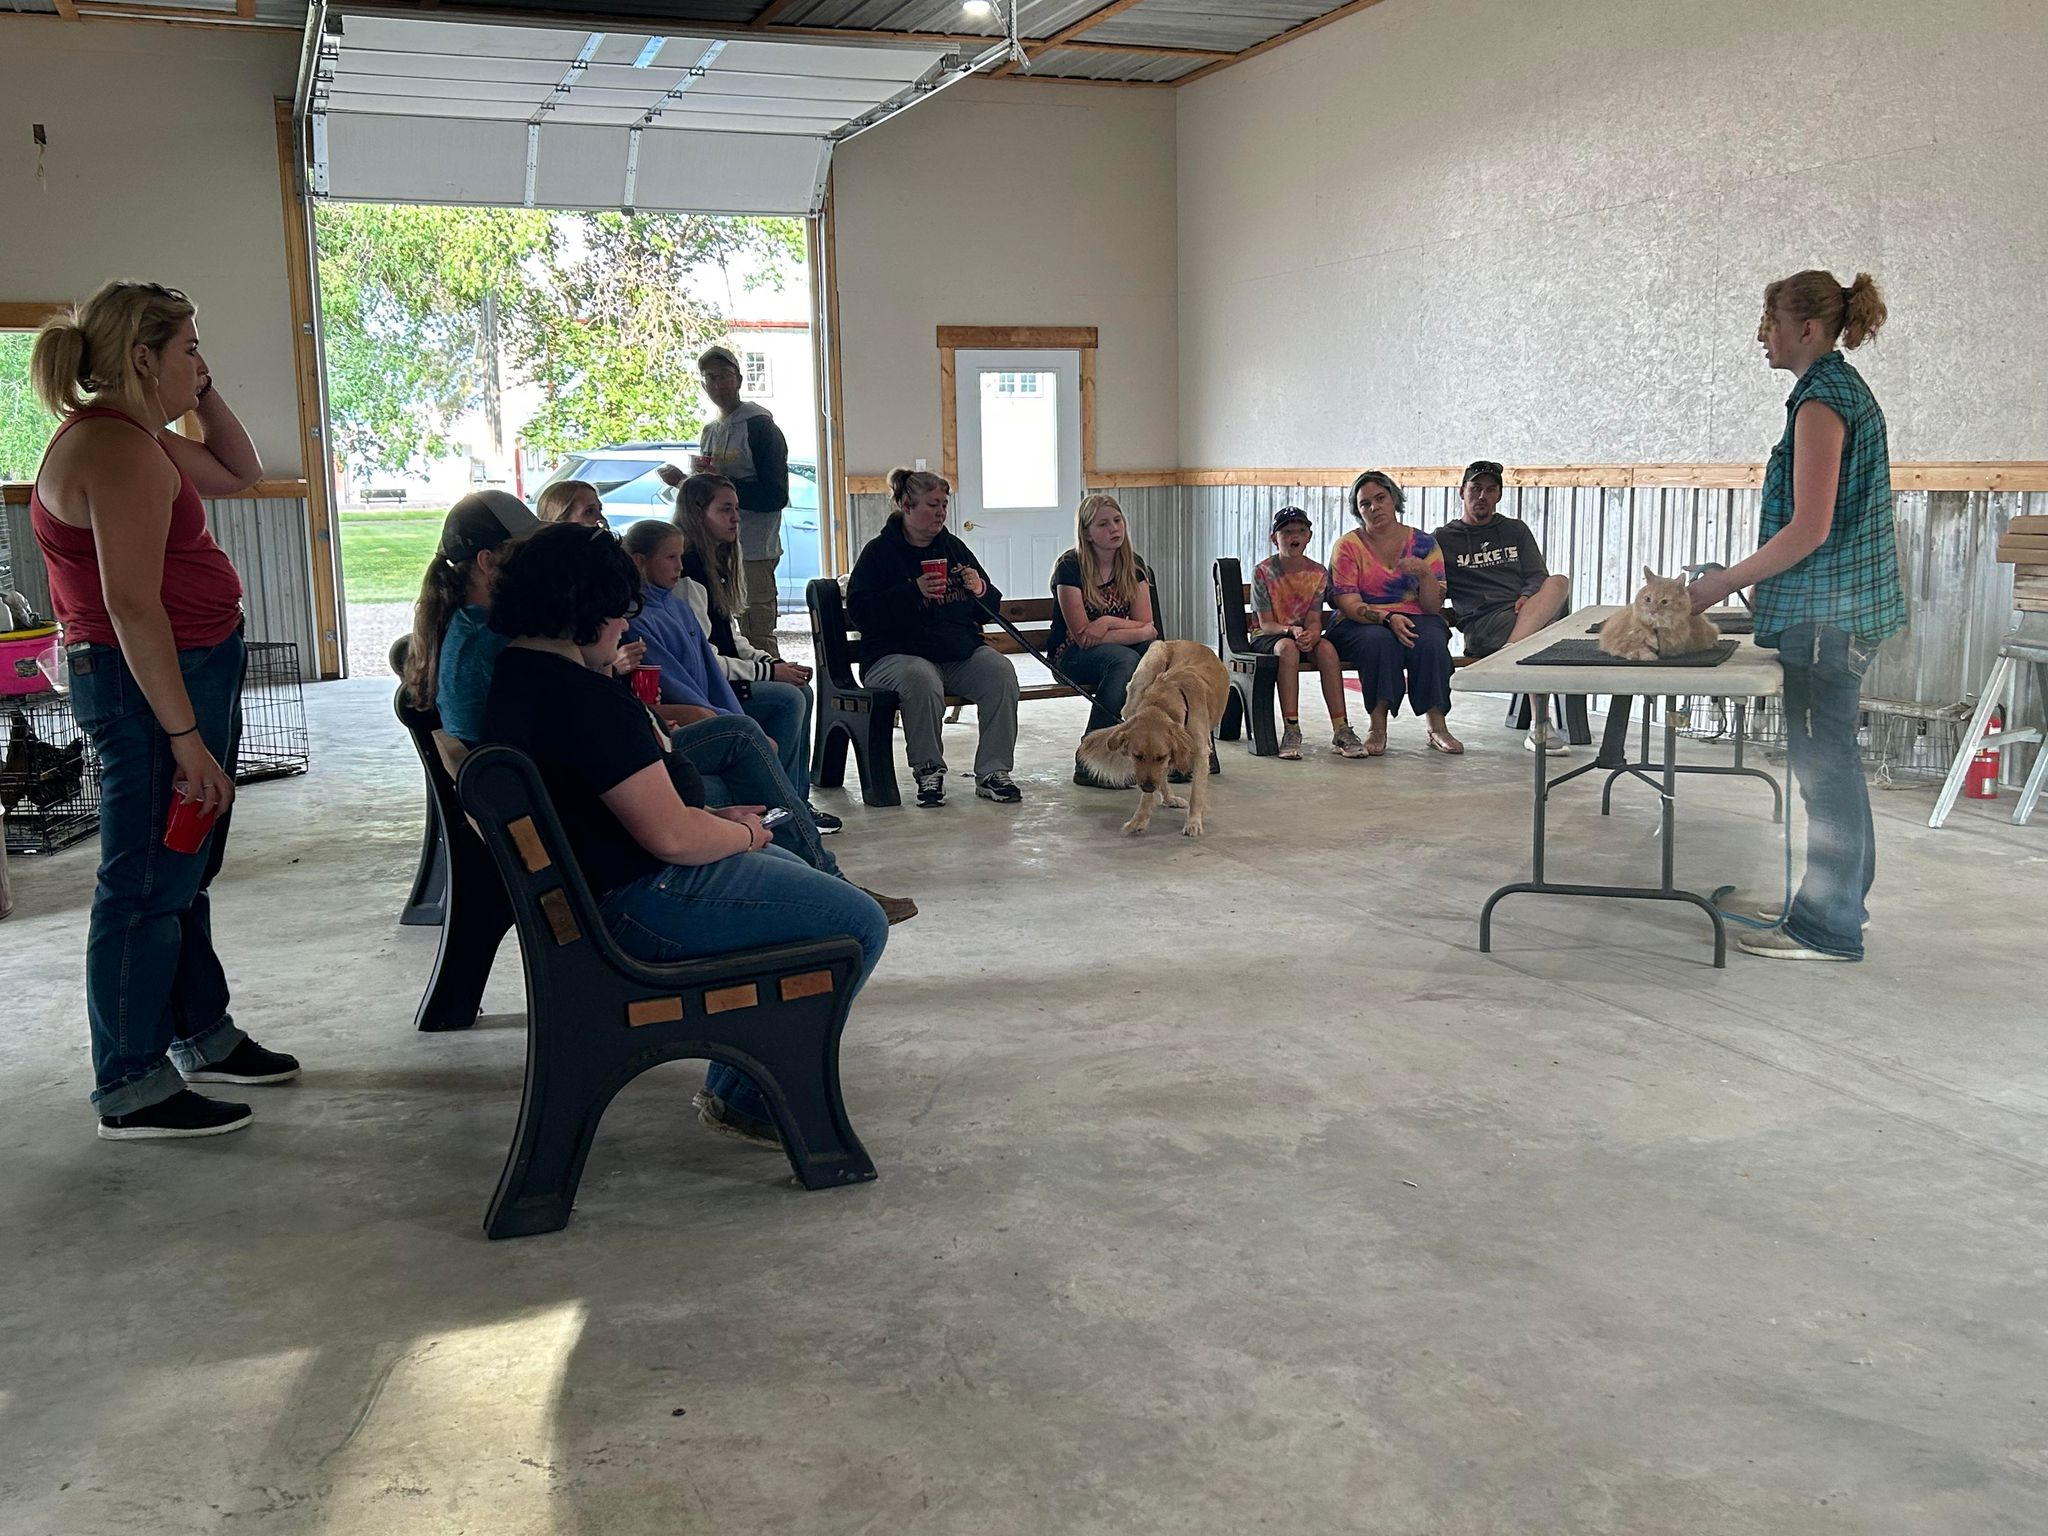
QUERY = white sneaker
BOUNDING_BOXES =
[1524,730,1571,756]
[1736,930,1857,962]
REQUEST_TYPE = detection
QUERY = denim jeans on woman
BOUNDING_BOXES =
[66,630,249,1114]
[1057,640,1153,734]
[599,844,888,1124]
[671,712,839,878]
[1774,621,1878,959]
[739,677,814,798]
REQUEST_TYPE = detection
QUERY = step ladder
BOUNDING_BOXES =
[1929,614,2048,828]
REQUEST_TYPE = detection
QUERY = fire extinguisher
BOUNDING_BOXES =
[1965,711,2002,800]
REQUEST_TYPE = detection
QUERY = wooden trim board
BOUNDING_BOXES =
[0,302,69,330]
[3,477,309,507]
[937,326,1098,350]
[275,100,343,680]
[840,464,2048,495]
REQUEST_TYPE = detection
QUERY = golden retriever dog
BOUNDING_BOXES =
[1076,640,1231,837]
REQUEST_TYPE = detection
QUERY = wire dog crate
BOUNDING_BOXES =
[3,693,100,855]
[236,641,310,784]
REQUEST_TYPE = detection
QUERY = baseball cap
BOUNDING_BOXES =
[1271,506,1311,533]
[438,489,539,563]
[698,344,741,375]
[1461,460,1505,488]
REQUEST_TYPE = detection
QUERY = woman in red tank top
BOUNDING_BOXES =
[29,281,301,1141]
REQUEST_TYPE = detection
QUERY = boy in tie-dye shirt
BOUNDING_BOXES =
[1249,507,1364,759]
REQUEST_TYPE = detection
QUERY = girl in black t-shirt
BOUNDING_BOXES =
[1050,493,1160,787]
[480,523,888,1148]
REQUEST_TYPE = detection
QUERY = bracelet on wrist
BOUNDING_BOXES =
[166,723,201,739]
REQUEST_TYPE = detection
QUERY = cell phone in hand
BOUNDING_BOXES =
[758,807,793,830]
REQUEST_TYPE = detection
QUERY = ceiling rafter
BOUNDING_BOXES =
[1038,0,1152,51]
[1172,0,1392,87]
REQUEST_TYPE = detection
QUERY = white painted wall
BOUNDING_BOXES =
[831,79,1179,475]
[0,24,304,476]
[1175,0,2048,468]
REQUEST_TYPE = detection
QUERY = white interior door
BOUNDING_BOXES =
[952,348,1084,601]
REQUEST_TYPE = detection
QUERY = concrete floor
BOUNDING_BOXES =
[4,680,2045,1535]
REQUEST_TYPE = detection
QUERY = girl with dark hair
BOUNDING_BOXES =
[481,523,888,1147]
[29,281,293,1140]
[1324,470,1460,757]
[666,473,834,831]
[403,490,541,739]
[1688,270,1901,963]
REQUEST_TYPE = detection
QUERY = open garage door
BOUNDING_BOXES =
[307,11,960,215]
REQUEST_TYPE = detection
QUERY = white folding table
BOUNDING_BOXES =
[1451,605,1786,966]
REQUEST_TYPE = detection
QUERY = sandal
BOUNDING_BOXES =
[1364,727,1388,757]
[1426,727,1465,755]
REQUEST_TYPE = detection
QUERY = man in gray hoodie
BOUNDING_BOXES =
[692,344,791,653]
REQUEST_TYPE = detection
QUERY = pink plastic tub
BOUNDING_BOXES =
[0,626,59,696]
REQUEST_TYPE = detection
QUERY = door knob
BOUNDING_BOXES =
[963,520,978,531]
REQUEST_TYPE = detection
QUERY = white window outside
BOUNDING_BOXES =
[743,350,772,396]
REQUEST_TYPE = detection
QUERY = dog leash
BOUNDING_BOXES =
[969,588,1095,694]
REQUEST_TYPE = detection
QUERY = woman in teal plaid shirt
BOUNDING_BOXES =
[1689,270,1902,963]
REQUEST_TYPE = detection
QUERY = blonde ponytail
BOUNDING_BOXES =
[29,320,93,418]
[26,281,195,419]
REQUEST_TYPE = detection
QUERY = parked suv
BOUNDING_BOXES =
[534,442,691,497]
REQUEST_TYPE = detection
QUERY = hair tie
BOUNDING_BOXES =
[1841,285,1855,307]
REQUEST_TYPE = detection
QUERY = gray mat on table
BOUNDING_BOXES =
[1522,638,1740,667]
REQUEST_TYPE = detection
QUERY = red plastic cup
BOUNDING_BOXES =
[631,665,662,706]
[921,558,949,589]
[164,793,218,855]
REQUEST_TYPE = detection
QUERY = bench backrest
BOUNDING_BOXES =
[458,743,609,962]
[395,688,475,851]
[809,579,1063,680]
[1213,558,1260,655]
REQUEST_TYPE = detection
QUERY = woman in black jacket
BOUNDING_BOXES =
[845,467,1022,808]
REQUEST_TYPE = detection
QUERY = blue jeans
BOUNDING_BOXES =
[671,713,840,879]
[1326,612,1454,716]
[1774,622,1878,959]
[599,845,888,1124]
[741,678,814,799]
[66,630,250,1114]
[1057,640,1152,734]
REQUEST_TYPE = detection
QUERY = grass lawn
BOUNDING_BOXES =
[337,508,447,603]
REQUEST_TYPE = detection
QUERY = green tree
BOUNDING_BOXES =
[314,205,807,478]
[316,204,555,478]
[0,334,56,485]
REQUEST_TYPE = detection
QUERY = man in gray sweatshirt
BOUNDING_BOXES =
[692,344,791,653]
[1433,460,1573,750]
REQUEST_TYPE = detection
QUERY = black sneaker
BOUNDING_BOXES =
[1170,747,1224,785]
[975,772,1023,803]
[913,764,947,808]
[807,803,844,835]
[181,1039,301,1085]
[1073,758,1129,790]
[98,1089,253,1141]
